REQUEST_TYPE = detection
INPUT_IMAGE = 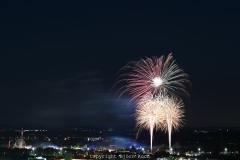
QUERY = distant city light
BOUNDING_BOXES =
[36,157,46,160]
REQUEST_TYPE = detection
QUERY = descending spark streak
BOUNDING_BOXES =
[115,53,190,103]
[135,99,165,151]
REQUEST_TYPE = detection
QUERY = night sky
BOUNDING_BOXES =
[0,0,240,128]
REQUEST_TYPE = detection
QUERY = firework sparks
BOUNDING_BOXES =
[115,53,190,103]
[159,96,185,151]
[135,98,165,151]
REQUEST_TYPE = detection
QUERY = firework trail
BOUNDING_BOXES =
[135,98,165,151]
[115,53,190,103]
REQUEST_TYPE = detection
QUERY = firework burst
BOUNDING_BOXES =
[115,53,190,103]
[159,96,185,151]
[135,98,165,151]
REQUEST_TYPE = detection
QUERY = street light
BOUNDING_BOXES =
[32,147,35,155]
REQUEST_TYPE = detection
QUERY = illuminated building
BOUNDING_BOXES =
[13,128,26,149]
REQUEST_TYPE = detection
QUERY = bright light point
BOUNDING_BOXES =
[152,77,163,87]
[142,148,144,151]
[32,148,35,150]
[198,148,200,151]
[225,148,227,151]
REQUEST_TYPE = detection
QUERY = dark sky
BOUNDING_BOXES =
[0,0,240,128]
